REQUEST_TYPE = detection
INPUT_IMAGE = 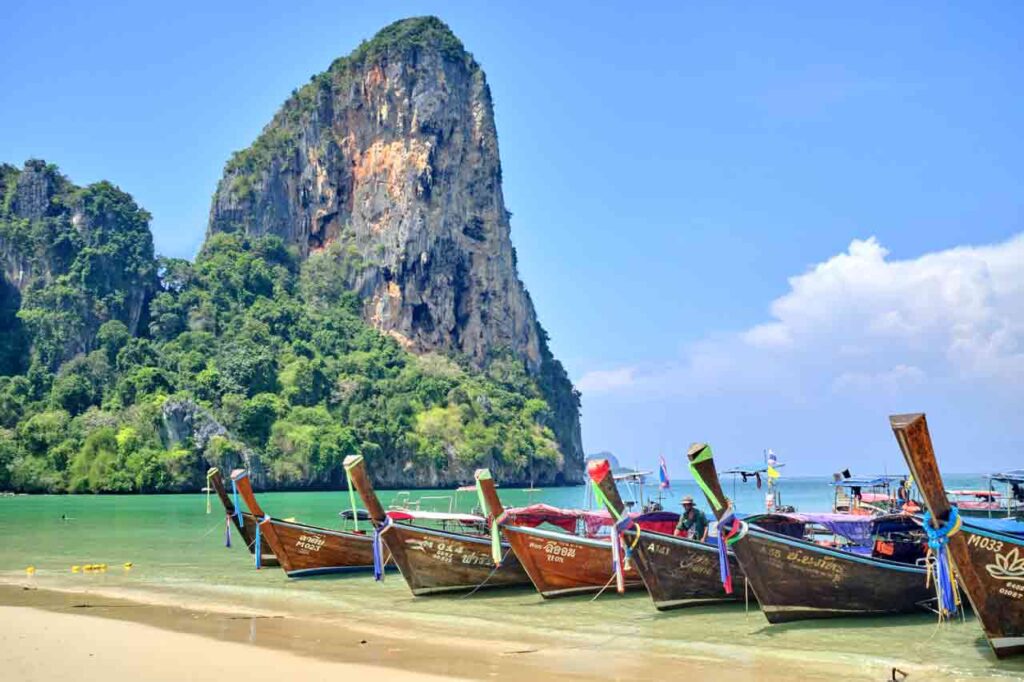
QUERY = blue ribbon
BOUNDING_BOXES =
[373,516,393,581]
[923,507,961,616]
[230,477,243,527]
[716,509,746,594]
[255,516,267,569]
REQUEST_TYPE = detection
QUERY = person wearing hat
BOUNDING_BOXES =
[674,495,708,541]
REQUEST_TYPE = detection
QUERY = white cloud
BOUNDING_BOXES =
[578,233,1024,398]
[576,367,637,394]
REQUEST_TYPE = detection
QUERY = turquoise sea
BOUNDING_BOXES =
[1,474,1022,680]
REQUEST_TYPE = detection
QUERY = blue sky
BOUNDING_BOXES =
[2,2,1021,474]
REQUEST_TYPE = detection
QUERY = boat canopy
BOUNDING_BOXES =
[830,475,904,488]
[386,509,485,525]
[967,517,1024,538]
[990,470,1024,484]
[750,512,920,546]
[503,504,616,535]
[947,489,1002,498]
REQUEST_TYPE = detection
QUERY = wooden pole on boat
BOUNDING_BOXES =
[889,414,951,522]
[586,459,627,517]
[208,468,237,519]
[474,469,505,519]
[686,442,730,520]
[342,455,387,523]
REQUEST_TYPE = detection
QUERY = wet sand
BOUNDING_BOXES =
[0,582,934,681]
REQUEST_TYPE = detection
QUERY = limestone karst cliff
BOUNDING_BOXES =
[207,17,583,481]
[0,160,156,371]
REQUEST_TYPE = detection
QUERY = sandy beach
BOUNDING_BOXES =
[0,582,979,681]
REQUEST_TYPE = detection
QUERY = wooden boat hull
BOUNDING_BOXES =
[383,523,530,595]
[951,523,1024,657]
[502,525,642,598]
[734,528,931,623]
[892,413,1024,658]
[259,517,377,578]
[631,530,745,609]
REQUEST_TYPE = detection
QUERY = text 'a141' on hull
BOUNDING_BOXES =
[586,459,745,609]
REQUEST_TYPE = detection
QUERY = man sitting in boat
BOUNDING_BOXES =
[674,496,709,541]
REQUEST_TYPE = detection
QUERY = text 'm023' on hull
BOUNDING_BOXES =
[343,455,530,596]
[891,412,1024,659]
[207,467,278,567]
[230,470,380,577]
[474,468,642,598]
[687,443,934,624]
[586,459,745,610]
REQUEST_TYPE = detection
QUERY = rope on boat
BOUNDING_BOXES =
[230,476,243,528]
[923,507,962,619]
[715,507,747,595]
[255,515,269,569]
[372,516,393,581]
[460,547,513,599]
[590,572,618,602]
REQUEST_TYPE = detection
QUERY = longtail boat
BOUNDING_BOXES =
[586,459,745,609]
[687,443,934,623]
[230,469,379,577]
[343,455,530,595]
[207,467,278,567]
[474,468,643,598]
[891,413,1024,658]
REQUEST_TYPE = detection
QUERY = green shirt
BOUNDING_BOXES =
[676,507,708,539]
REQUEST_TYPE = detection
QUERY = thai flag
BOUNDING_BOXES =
[658,456,670,490]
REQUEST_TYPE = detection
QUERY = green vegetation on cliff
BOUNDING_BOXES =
[0,162,564,493]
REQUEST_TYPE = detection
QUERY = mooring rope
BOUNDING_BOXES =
[460,546,513,599]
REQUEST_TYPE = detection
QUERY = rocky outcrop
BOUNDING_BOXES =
[0,160,157,367]
[207,17,582,481]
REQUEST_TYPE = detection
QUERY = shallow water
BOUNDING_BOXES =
[1,475,1022,679]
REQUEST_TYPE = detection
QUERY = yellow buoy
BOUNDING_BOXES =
[123,562,133,570]
[71,565,80,573]
[25,566,36,575]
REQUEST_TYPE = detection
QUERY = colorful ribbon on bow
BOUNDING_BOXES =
[373,516,393,581]
[923,507,962,619]
[716,507,747,594]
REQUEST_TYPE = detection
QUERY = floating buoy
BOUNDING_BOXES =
[71,565,80,573]
[25,566,35,575]
[123,562,133,570]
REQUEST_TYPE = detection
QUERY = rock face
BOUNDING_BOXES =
[207,17,583,481]
[0,160,157,368]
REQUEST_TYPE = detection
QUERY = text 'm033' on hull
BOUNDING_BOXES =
[344,455,530,596]
[207,468,279,567]
[474,468,642,599]
[230,470,379,577]
[892,412,1024,659]
[585,459,745,609]
[687,443,934,624]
